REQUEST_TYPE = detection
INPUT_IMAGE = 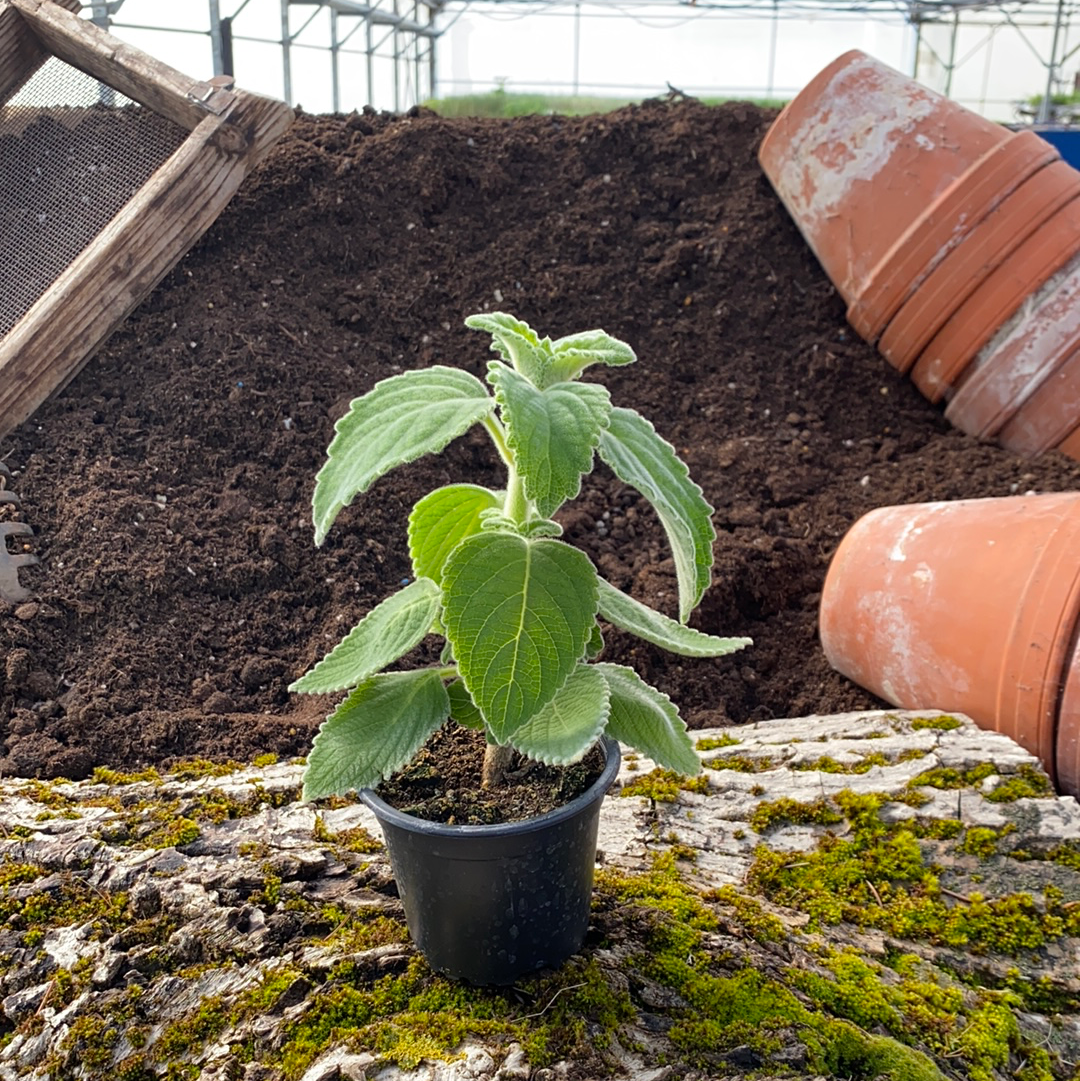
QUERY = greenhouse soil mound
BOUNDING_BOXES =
[3,98,1080,780]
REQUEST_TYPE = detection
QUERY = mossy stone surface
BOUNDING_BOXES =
[1,710,1079,1080]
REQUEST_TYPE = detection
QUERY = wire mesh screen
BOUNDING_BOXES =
[0,55,188,340]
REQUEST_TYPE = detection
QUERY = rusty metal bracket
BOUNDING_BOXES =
[0,463,38,603]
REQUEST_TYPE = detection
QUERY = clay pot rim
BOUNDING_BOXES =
[894,163,1080,391]
[848,131,1059,345]
[944,252,1080,441]
[911,189,1080,403]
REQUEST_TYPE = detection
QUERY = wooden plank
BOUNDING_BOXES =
[0,3,49,104]
[0,90,294,442]
[9,0,223,131]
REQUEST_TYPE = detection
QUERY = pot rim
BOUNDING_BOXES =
[358,734,622,839]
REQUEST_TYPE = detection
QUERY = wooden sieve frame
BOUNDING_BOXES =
[0,0,294,441]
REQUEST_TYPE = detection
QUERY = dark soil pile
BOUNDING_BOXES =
[3,97,1079,781]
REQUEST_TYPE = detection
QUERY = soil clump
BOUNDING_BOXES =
[3,96,1080,780]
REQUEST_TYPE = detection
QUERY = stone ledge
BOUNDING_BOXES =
[1,710,1078,1080]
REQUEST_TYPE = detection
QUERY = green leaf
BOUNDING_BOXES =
[465,312,549,386]
[544,329,636,386]
[489,362,611,517]
[302,669,450,799]
[509,664,610,766]
[289,578,443,694]
[447,679,485,730]
[598,407,715,622]
[585,622,605,660]
[597,663,701,776]
[313,366,494,545]
[441,532,598,743]
[408,484,502,585]
[597,578,752,658]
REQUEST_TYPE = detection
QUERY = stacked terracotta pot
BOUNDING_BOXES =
[819,493,1080,797]
[759,50,1080,461]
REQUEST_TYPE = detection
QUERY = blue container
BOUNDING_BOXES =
[1030,126,1080,171]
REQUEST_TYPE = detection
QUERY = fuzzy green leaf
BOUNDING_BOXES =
[585,622,605,660]
[509,664,610,766]
[488,361,611,517]
[408,484,502,585]
[465,312,549,386]
[597,578,752,659]
[313,366,494,545]
[289,578,442,694]
[447,679,485,730]
[441,532,598,743]
[302,670,450,799]
[598,407,715,622]
[544,329,637,386]
[596,663,700,776]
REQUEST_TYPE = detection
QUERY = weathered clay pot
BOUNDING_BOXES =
[819,494,1080,782]
[911,193,1080,405]
[1056,637,1080,797]
[942,252,1080,449]
[1058,423,1080,462]
[880,159,1080,381]
[998,344,1080,456]
[758,50,1014,328]
[850,130,1060,347]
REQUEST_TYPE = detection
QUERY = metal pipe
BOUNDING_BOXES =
[1039,0,1067,123]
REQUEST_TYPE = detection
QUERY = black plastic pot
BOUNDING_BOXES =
[359,736,621,985]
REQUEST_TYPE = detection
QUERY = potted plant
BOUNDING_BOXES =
[292,311,750,984]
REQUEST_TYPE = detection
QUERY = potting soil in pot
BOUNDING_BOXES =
[3,98,1080,781]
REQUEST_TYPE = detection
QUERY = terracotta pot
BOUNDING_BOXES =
[819,494,1080,780]
[848,131,1060,345]
[910,192,1080,404]
[998,346,1080,456]
[879,158,1080,378]
[942,252,1080,449]
[1058,424,1080,462]
[758,49,1012,316]
[1056,636,1080,798]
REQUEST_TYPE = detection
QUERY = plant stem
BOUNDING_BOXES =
[482,743,515,789]
[504,464,529,526]
[481,412,529,526]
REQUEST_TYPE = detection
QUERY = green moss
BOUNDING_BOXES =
[0,859,43,889]
[983,765,1054,803]
[909,763,997,791]
[313,815,383,854]
[167,758,249,781]
[958,825,1014,859]
[619,769,710,802]
[144,816,201,850]
[251,865,282,908]
[704,884,786,943]
[749,796,844,833]
[596,854,947,1077]
[906,762,1052,803]
[703,754,773,772]
[910,715,963,731]
[252,753,279,768]
[744,789,1080,953]
[911,818,964,841]
[695,734,740,751]
[824,1023,943,1081]
[154,998,229,1061]
[91,766,163,786]
[791,752,892,774]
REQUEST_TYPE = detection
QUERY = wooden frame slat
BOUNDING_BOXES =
[9,0,223,130]
[0,1,49,103]
[0,2,294,441]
